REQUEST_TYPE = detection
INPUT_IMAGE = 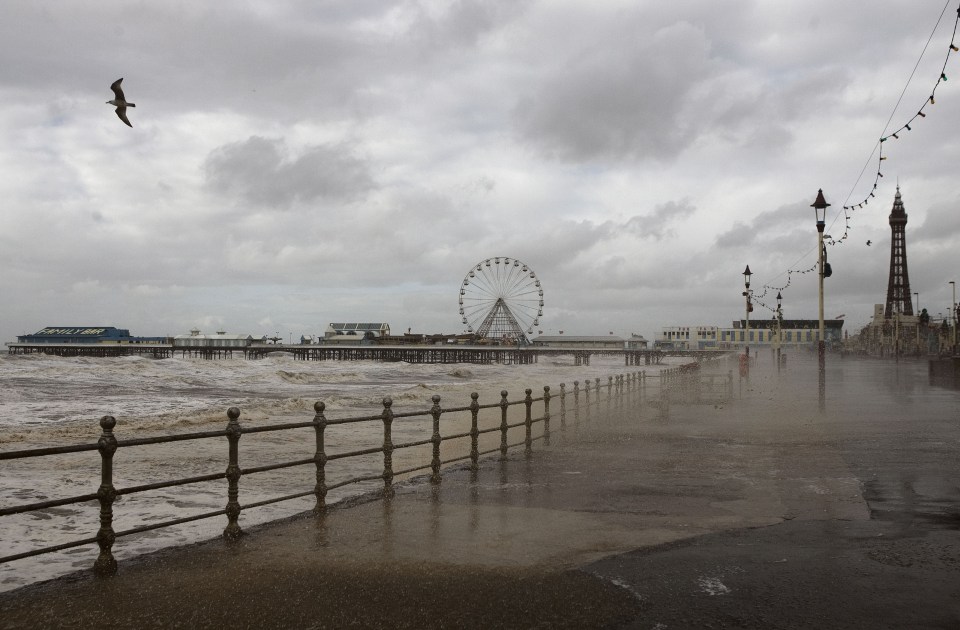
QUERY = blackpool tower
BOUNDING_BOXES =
[884,186,913,319]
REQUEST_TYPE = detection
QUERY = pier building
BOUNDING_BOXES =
[324,323,390,342]
[15,327,166,345]
[172,329,255,348]
[530,335,625,350]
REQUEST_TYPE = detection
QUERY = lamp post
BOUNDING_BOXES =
[742,264,753,355]
[950,280,957,354]
[913,291,921,357]
[811,190,829,411]
[894,303,901,362]
[776,291,783,372]
[914,292,920,356]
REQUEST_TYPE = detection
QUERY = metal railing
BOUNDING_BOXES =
[0,366,729,578]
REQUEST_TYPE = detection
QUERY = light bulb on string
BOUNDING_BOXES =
[930,95,936,104]
[951,44,958,51]
[942,73,948,81]
[918,111,926,117]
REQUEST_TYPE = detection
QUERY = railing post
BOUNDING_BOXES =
[595,377,601,409]
[223,407,243,540]
[312,401,328,515]
[543,386,551,447]
[430,394,442,485]
[584,379,591,424]
[573,381,580,428]
[524,388,533,457]
[559,383,566,432]
[93,415,118,577]
[382,397,395,497]
[469,393,480,472]
[499,390,509,460]
[621,374,626,418]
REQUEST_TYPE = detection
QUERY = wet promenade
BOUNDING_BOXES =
[1,353,958,629]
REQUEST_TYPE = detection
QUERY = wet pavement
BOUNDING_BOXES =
[1,353,958,629]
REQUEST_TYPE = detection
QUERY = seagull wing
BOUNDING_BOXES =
[110,78,125,101]
[115,106,132,127]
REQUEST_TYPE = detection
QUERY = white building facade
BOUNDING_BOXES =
[656,320,844,351]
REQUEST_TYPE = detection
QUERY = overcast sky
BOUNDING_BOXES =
[2,0,959,343]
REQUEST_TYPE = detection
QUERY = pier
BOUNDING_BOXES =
[6,342,719,365]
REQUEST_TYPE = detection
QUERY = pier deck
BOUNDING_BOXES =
[5,342,719,365]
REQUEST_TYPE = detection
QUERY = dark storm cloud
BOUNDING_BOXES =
[203,137,375,207]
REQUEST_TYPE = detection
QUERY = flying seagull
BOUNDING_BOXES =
[107,78,135,127]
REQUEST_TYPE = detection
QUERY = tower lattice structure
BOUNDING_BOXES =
[884,186,913,319]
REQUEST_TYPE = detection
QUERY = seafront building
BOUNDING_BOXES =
[656,319,844,351]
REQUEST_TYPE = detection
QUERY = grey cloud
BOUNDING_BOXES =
[715,221,755,249]
[203,137,375,207]
[714,200,810,250]
[912,201,960,244]
[410,0,532,50]
[515,20,715,162]
[624,199,696,240]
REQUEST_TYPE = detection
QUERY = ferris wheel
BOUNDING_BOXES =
[459,257,544,344]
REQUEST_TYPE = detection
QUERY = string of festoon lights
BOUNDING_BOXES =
[757,0,960,306]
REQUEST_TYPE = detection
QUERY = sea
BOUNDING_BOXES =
[0,350,667,592]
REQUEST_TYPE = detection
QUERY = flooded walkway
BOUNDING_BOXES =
[1,353,958,629]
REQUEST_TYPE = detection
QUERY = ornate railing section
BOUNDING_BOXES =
[0,364,732,578]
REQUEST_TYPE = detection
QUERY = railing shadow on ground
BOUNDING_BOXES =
[0,360,733,583]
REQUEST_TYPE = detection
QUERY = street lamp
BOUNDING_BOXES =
[742,265,753,356]
[811,189,830,411]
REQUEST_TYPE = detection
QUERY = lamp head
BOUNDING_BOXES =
[811,189,830,232]
[742,265,752,288]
